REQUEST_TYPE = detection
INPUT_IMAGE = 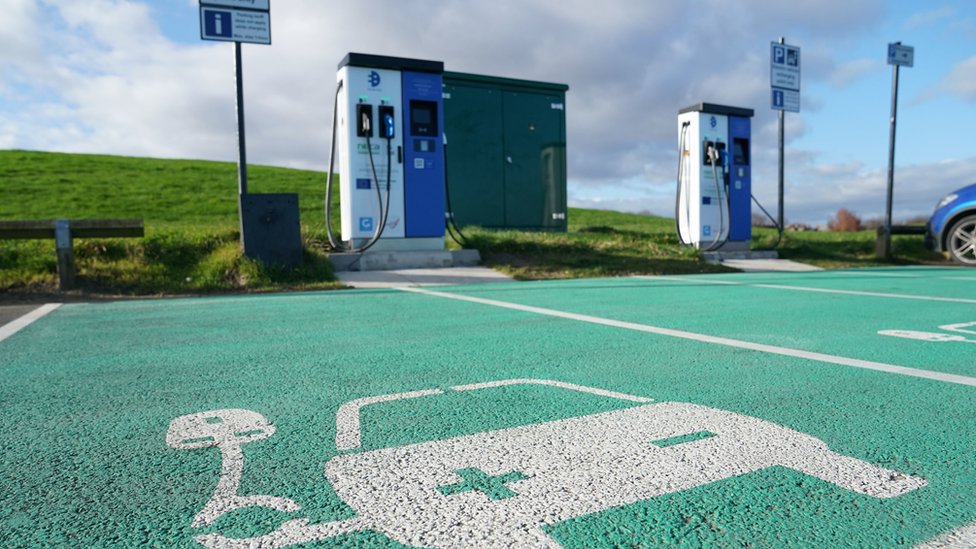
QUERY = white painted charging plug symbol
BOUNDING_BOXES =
[174,380,927,549]
[166,409,301,527]
[879,321,976,343]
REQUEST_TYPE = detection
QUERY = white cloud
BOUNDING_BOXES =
[584,153,976,226]
[944,56,976,102]
[12,0,969,227]
[904,6,955,30]
[0,0,40,67]
[828,59,882,88]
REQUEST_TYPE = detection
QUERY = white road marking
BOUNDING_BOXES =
[451,378,652,403]
[335,389,444,451]
[832,271,921,278]
[322,402,926,548]
[941,322,976,335]
[832,271,976,282]
[645,276,976,304]
[878,330,973,343]
[915,522,976,548]
[196,399,926,548]
[0,303,61,343]
[166,409,300,527]
[334,380,651,455]
[397,287,976,388]
[879,321,976,344]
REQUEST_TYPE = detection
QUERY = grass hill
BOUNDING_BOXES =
[0,150,945,297]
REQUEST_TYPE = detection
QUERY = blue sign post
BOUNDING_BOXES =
[199,5,270,44]
[199,0,271,254]
[770,40,800,113]
[879,42,915,258]
[770,37,801,234]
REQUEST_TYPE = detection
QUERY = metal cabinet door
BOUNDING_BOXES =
[502,92,567,230]
[443,85,506,227]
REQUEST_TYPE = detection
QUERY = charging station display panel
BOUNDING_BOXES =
[727,116,752,243]
[402,71,446,238]
[337,66,405,241]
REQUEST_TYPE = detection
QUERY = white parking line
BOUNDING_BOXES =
[397,287,976,388]
[915,522,976,548]
[336,389,444,451]
[0,303,61,344]
[832,271,920,278]
[644,276,976,304]
[830,271,976,282]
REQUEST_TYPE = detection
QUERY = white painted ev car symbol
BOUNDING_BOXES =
[880,321,976,343]
[168,379,927,548]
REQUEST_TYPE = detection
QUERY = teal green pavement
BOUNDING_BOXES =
[1,266,974,547]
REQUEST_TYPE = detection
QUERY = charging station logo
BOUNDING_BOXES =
[367,71,381,88]
[359,217,374,232]
[709,116,717,129]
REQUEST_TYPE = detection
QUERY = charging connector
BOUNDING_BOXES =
[378,105,395,139]
[357,104,373,137]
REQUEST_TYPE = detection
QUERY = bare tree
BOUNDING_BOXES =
[827,208,863,232]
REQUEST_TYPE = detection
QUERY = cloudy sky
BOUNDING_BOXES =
[2,0,975,225]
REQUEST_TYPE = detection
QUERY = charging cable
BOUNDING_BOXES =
[701,143,727,251]
[442,133,471,248]
[324,81,392,253]
[750,194,783,248]
[674,121,691,245]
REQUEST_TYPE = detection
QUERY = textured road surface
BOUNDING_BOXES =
[1,266,975,548]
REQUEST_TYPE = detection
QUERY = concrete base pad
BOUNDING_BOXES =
[714,258,822,272]
[330,249,481,272]
[702,250,779,261]
[702,249,821,272]
[336,266,513,288]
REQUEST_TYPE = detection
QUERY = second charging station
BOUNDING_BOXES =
[332,53,446,252]
[676,103,754,252]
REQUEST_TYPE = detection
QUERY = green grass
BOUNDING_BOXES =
[0,149,333,227]
[773,228,944,268]
[459,209,735,279]
[0,150,951,297]
[0,150,340,296]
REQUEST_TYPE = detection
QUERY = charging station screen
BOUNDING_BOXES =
[410,101,437,136]
[733,138,749,165]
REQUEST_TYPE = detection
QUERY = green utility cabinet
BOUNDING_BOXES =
[443,72,569,231]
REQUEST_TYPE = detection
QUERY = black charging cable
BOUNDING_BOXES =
[324,82,391,253]
[442,136,471,248]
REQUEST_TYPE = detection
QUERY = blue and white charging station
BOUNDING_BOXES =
[328,53,446,252]
[675,103,754,251]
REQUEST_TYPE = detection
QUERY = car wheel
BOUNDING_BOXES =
[947,214,976,266]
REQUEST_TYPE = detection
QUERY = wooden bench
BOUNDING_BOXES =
[0,219,144,290]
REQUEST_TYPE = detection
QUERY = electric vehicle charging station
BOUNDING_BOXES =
[328,53,446,253]
[676,103,754,252]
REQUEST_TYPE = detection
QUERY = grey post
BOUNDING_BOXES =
[777,37,786,234]
[235,41,248,197]
[54,219,75,290]
[234,41,249,248]
[880,43,901,259]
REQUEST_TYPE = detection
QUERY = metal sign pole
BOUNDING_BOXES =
[235,40,248,197]
[882,61,900,258]
[777,37,786,233]
[778,108,785,232]
[878,41,912,259]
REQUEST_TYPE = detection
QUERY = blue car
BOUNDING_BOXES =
[926,182,976,265]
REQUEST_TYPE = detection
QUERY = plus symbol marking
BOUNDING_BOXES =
[437,467,531,500]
